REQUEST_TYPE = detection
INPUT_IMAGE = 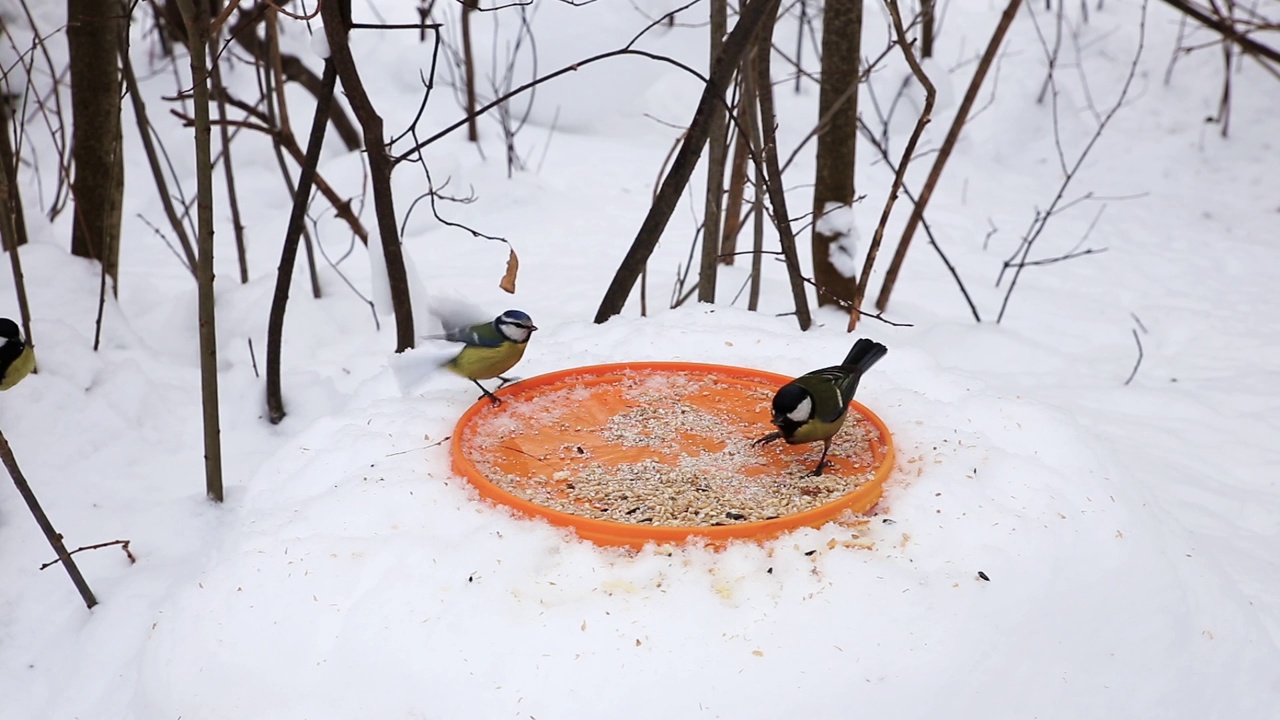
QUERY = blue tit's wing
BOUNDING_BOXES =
[427,294,492,336]
[422,320,505,348]
[388,342,461,394]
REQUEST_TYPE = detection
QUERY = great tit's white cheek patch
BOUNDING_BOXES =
[787,396,812,422]
[0,337,7,348]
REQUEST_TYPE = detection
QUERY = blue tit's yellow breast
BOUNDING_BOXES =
[447,341,528,380]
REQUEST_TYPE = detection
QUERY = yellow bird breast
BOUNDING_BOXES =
[0,344,35,391]
[447,342,527,380]
[786,413,847,444]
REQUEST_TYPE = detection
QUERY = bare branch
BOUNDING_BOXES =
[996,2,1148,322]
[875,0,1024,312]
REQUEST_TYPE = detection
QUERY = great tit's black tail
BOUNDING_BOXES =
[841,338,888,376]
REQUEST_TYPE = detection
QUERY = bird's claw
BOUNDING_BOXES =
[496,375,522,389]
[805,461,828,478]
[753,431,782,447]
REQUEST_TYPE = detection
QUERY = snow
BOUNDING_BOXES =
[3,2,1280,719]
[310,27,331,60]
[816,202,860,278]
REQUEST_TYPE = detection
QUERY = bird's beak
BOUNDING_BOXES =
[531,325,539,331]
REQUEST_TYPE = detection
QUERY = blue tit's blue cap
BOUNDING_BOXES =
[499,310,534,325]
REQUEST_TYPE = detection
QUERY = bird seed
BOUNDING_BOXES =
[461,370,879,527]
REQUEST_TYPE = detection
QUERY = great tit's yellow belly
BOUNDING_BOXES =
[786,412,846,444]
[0,345,35,391]
[447,342,527,380]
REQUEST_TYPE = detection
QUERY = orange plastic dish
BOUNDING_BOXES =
[449,362,894,549]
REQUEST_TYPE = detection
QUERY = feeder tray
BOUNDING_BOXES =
[450,362,894,548]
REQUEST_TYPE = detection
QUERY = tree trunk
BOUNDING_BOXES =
[922,0,935,58]
[697,0,728,302]
[876,0,1023,312]
[176,0,225,502]
[753,7,813,331]
[810,0,862,308]
[0,102,35,355]
[67,0,124,288]
[266,60,338,425]
[461,0,479,142]
[595,0,781,324]
[0,97,29,250]
[1,430,98,610]
[322,0,416,352]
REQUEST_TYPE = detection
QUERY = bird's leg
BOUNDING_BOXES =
[753,431,783,447]
[472,379,502,406]
[496,375,522,389]
[806,439,832,477]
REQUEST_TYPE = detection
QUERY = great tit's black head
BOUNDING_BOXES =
[0,318,21,343]
[495,310,537,343]
[771,383,813,427]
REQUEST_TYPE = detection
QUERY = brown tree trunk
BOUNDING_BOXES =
[754,6,813,331]
[0,99,29,250]
[922,0,935,59]
[322,0,416,352]
[461,0,479,142]
[810,0,862,308]
[594,0,781,324]
[266,59,338,425]
[697,0,728,302]
[68,0,124,288]
[175,0,225,502]
[1,430,98,609]
[0,102,35,355]
[718,101,750,265]
[876,0,1023,312]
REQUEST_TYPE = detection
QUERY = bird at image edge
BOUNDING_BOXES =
[0,318,35,391]
[432,309,537,405]
[754,338,888,476]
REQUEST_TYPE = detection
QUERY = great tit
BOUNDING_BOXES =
[0,317,35,391]
[432,309,537,405]
[753,337,888,476]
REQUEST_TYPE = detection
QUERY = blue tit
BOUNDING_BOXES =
[754,338,888,476]
[0,318,35,391]
[432,309,537,405]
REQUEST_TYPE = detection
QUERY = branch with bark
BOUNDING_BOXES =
[594,0,789,325]
[266,59,339,425]
[1,429,98,610]
[175,0,225,503]
[848,0,933,331]
[875,0,1023,312]
[321,0,416,352]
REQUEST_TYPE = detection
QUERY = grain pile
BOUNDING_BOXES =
[461,370,879,527]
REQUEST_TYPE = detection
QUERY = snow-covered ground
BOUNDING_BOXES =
[2,1,1278,718]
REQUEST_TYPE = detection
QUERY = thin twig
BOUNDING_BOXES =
[850,0,934,331]
[998,2,1148,322]
[857,118,981,322]
[1123,328,1143,385]
[876,0,1024,312]
[120,24,197,274]
[752,2,813,330]
[40,539,135,570]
